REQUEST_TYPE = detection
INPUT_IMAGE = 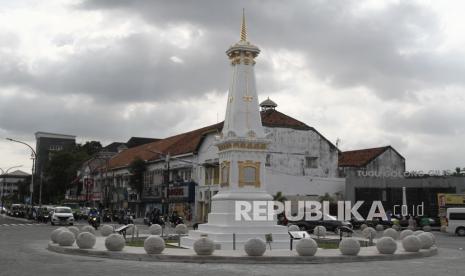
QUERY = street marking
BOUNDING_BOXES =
[0,223,44,227]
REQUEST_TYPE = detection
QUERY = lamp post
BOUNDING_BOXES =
[0,165,23,212]
[6,138,37,206]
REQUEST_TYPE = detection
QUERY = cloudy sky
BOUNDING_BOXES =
[1,0,464,173]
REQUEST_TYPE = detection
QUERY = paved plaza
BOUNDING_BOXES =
[0,215,464,276]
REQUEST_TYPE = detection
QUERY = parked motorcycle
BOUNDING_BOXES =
[150,215,165,226]
[170,216,184,227]
[102,212,112,223]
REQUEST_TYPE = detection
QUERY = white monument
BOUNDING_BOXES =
[181,12,290,250]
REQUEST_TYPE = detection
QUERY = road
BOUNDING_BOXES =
[1,215,465,276]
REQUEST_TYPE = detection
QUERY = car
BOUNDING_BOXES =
[51,206,75,226]
[62,202,83,220]
[446,208,465,236]
[293,214,353,234]
[0,206,7,214]
[8,204,25,217]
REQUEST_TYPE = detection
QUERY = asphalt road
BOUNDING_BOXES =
[1,215,465,276]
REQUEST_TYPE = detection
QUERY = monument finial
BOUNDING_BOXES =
[240,8,247,41]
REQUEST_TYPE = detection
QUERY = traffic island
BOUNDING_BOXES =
[47,236,438,264]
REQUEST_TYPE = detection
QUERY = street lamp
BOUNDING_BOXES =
[5,138,38,206]
[0,165,23,212]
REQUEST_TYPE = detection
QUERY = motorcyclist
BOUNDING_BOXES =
[88,208,100,229]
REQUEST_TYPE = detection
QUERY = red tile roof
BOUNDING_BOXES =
[108,110,333,169]
[338,146,390,167]
[261,109,312,130]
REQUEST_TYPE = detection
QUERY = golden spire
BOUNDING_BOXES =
[240,8,247,41]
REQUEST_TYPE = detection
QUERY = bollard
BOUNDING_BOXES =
[233,233,236,250]
[290,238,293,251]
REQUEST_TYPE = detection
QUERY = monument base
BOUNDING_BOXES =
[181,190,290,250]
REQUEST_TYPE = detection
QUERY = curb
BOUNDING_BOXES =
[47,242,438,264]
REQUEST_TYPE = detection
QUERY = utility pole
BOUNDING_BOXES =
[6,138,37,206]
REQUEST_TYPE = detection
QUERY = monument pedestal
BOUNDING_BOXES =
[181,190,290,250]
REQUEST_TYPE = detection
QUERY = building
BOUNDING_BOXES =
[35,132,76,179]
[0,170,31,204]
[69,137,159,207]
[338,146,405,177]
[345,176,465,218]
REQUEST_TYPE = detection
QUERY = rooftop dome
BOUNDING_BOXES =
[260,97,277,111]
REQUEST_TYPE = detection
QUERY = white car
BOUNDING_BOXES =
[51,206,74,226]
[446,208,465,236]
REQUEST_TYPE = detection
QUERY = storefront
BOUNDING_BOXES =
[167,182,196,221]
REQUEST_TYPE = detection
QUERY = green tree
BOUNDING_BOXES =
[128,157,146,197]
[273,191,287,202]
[44,143,95,203]
[78,141,103,156]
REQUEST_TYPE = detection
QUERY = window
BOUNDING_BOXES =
[238,160,260,188]
[450,213,465,220]
[265,154,271,167]
[305,157,318,168]
[49,145,63,151]
[220,161,230,187]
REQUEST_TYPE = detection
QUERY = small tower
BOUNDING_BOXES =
[260,97,278,111]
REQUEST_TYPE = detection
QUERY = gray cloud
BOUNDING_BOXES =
[79,0,465,99]
[0,0,464,170]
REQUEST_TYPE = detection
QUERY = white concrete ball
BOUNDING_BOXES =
[360,224,368,231]
[51,227,67,243]
[375,224,384,232]
[67,226,80,238]
[313,226,326,236]
[100,225,114,237]
[417,232,434,249]
[362,227,377,239]
[424,232,436,244]
[392,225,401,231]
[105,234,125,251]
[400,229,414,239]
[413,230,424,236]
[193,237,215,256]
[57,230,75,246]
[76,232,96,249]
[383,228,399,240]
[174,224,188,235]
[149,224,162,235]
[295,238,318,256]
[339,238,361,256]
[144,235,165,254]
[81,225,96,235]
[402,235,421,252]
[244,238,267,257]
[376,237,397,254]
[422,225,432,232]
